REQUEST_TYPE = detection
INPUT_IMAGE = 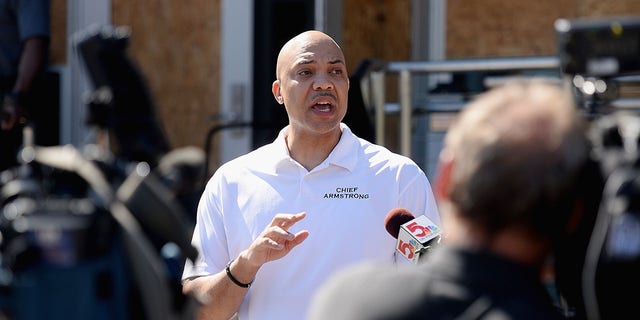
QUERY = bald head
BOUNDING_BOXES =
[275,31,345,80]
[270,30,350,139]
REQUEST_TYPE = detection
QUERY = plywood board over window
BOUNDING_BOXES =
[447,0,640,59]
[112,0,221,161]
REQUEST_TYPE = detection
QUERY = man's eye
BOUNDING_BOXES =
[332,69,343,75]
[298,70,311,76]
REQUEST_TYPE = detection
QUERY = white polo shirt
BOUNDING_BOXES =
[183,123,440,320]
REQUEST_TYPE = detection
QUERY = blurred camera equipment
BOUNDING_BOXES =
[0,25,203,320]
[554,16,640,320]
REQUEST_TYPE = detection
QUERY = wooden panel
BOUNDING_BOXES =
[446,0,578,58]
[343,0,411,70]
[578,0,640,17]
[111,0,221,171]
[50,0,66,65]
[447,0,640,59]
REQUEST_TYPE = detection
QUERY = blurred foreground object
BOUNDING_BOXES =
[0,25,203,320]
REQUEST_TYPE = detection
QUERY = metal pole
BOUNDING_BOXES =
[371,71,386,146]
[386,56,560,73]
[399,70,412,157]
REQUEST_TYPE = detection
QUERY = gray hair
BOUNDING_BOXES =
[443,79,590,236]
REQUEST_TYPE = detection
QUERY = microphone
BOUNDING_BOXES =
[384,208,442,264]
[384,208,415,239]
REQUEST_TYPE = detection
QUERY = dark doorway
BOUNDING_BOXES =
[252,0,315,149]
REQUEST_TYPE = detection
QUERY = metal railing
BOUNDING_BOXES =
[366,56,562,157]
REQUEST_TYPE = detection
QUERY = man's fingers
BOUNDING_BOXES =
[265,226,296,241]
[263,237,284,250]
[246,212,309,264]
[263,229,309,251]
[289,230,310,247]
[271,211,306,229]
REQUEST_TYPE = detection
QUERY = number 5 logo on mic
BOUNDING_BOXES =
[396,215,441,264]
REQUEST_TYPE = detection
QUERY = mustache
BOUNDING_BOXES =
[311,92,337,100]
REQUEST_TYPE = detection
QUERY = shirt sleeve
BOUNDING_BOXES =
[17,0,50,41]
[182,175,230,280]
[397,163,442,227]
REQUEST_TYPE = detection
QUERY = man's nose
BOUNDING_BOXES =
[313,75,334,91]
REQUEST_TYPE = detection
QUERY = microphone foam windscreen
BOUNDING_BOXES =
[384,208,415,239]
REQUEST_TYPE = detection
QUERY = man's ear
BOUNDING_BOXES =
[272,80,283,104]
[434,150,454,202]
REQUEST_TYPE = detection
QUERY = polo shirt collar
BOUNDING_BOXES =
[269,123,360,173]
[327,123,359,171]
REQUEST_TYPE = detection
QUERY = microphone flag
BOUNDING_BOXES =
[396,215,441,264]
